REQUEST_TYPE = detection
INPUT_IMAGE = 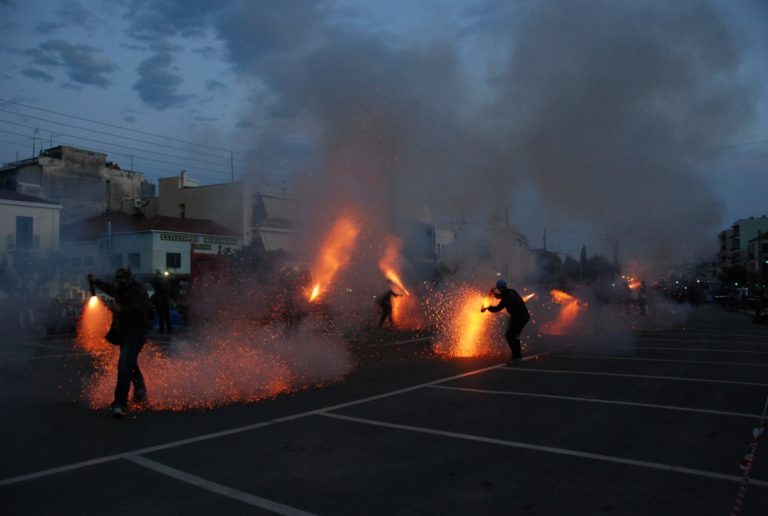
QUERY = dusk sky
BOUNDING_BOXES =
[1,0,766,264]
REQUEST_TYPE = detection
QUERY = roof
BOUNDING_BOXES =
[62,211,239,241]
[0,188,61,206]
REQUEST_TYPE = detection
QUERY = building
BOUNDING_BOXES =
[718,216,768,273]
[745,231,768,280]
[142,171,298,252]
[0,188,62,270]
[0,145,154,225]
[60,211,241,290]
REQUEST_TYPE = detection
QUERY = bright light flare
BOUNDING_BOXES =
[543,289,583,335]
[308,284,320,303]
[378,236,411,296]
[550,289,575,304]
[383,269,410,296]
[431,286,498,358]
[307,215,360,302]
[522,292,536,302]
[76,296,113,354]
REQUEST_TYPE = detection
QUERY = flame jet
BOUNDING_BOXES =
[378,235,411,296]
[307,214,360,302]
[544,289,584,335]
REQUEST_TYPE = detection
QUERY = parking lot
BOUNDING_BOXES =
[1,304,766,515]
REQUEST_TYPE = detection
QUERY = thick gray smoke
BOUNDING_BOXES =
[213,0,759,276]
[497,0,759,270]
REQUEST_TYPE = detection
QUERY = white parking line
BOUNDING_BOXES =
[126,455,317,515]
[0,361,517,487]
[636,346,768,355]
[551,353,768,368]
[428,385,764,419]
[638,337,768,345]
[319,412,768,488]
[378,336,433,348]
[499,367,768,387]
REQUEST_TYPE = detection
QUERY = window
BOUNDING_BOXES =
[166,253,181,269]
[128,253,141,270]
[16,216,33,250]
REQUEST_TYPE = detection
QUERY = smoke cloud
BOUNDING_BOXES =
[214,0,759,275]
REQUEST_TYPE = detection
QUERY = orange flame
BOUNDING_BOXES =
[432,287,497,357]
[544,289,582,335]
[308,284,321,302]
[75,301,352,411]
[378,236,411,296]
[307,215,360,302]
[454,293,490,356]
[550,289,575,304]
[628,281,641,290]
[522,292,536,302]
[76,296,113,353]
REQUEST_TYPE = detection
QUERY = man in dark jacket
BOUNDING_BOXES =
[378,287,401,328]
[481,279,531,361]
[88,268,153,417]
[149,270,173,334]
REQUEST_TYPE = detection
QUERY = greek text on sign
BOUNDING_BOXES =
[204,236,238,245]
[160,233,198,242]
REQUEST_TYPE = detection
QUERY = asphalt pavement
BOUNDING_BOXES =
[1,304,766,515]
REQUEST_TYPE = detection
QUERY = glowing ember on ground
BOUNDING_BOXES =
[429,286,502,358]
[76,299,353,411]
[307,215,360,302]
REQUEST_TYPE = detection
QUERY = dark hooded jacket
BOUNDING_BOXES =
[487,287,531,322]
[93,278,153,339]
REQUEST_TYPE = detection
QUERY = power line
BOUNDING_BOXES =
[0,107,249,166]
[0,118,236,176]
[0,98,306,167]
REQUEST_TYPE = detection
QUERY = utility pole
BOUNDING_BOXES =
[32,128,39,157]
[230,151,234,182]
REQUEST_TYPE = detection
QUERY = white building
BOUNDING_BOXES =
[139,172,299,252]
[61,211,241,283]
[0,189,62,307]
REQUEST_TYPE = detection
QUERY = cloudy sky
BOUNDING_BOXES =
[1,0,767,266]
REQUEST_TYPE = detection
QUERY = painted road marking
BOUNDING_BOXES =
[551,353,768,368]
[126,455,317,516]
[499,367,768,387]
[428,385,764,419]
[319,412,768,488]
[0,359,525,487]
[635,346,768,355]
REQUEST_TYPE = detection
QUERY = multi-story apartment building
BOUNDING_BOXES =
[0,145,154,225]
[718,216,768,273]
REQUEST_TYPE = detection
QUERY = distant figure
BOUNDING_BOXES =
[638,280,648,316]
[150,270,173,334]
[378,287,401,328]
[88,268,154,417]
[481,279,531,362]
[622,280,633,313]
